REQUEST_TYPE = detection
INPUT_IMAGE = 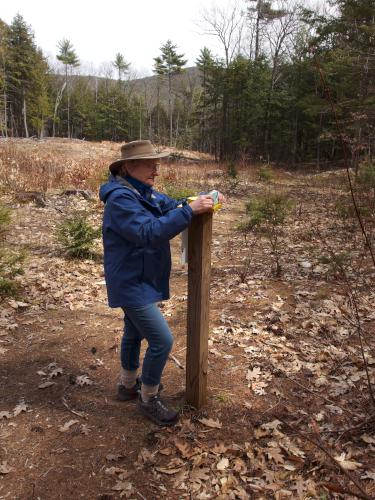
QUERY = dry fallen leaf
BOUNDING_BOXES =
[38,381,55,389]
[217,457,229,471]
[334,453,363,471]
[106,453,123,462]
[80,424,91,435]
[198,417,222,429]
[105,467,128,475]
[0,462,13,474]
[8,300,29,309]
[0,411,12,419]
[266,443,285,464]
[13,401,28,417]
[189,467,210,483]
[58,419,79,432]
[175,440,194,459]
[361,434,375,445]
[76,375,93,386]
[362,471,375,481]
[159,447,173,456]
[211,442,228,455]
[49,367,63,378]
[112,480,133,496]
[246,366,262,381]
[155,467,183,475]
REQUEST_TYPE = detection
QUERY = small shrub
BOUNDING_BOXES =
[57,212,101,259]
[0,205,11,238]
[0,203,25,299]
[0,248,25,298]
[245,193,292,228]
[244,193,292,276]
[318,252,351,279]
[335,195,372,220]
[163,184,195,200]
[223,229,257,283]
[226,162,238,179]
[356,160,375,214]
[357,160,375,190]
[259,166,272,182]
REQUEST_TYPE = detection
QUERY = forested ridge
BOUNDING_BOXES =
[0,0,374,167]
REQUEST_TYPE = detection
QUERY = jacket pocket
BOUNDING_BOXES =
[143,248,163,284]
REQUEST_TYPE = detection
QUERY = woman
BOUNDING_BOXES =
[100,140,223,426]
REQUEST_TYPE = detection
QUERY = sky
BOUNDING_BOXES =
[1,0,236,77]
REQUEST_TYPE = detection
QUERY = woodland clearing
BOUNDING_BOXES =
[0,139,375,499]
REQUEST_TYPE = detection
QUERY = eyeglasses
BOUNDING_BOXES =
[144,162,160,171]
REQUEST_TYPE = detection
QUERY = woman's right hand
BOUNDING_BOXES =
[189,195,214,215]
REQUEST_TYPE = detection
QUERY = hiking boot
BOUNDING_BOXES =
[117,378,164,402]
[137,394,179,426]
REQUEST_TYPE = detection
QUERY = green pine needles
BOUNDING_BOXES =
[239,192,292,276]
[0,204,25,298]
[57,212,101,259]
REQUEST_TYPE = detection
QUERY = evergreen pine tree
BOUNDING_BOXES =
[5,15,49,138]
[153,40,187,146]
[56,38,79,138]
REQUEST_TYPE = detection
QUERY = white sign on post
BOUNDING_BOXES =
[180,228,189,265]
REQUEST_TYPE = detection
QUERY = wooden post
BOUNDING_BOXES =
[186,212,213,409]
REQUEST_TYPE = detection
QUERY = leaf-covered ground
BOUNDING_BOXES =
[0,139,375,499]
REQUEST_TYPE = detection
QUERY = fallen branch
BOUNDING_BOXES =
[277,416,372,500]
[169,354,184,370]
[61,397,87,419]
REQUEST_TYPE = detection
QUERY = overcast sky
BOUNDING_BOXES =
[1,0,237,77]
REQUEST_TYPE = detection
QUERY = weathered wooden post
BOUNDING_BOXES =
[185,212,213,409]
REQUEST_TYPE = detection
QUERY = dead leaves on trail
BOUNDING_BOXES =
[112,416,318,498]
[0,401,29,420]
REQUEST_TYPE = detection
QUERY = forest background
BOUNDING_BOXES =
[0,0,374,168]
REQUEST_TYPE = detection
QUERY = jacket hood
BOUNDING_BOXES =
[99,176,136,203]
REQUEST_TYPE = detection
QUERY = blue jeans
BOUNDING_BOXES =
[121,303,173,386]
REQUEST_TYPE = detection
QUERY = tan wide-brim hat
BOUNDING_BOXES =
[109,140,169,175]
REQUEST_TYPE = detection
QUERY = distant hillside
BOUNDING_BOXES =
[63,66,202,110]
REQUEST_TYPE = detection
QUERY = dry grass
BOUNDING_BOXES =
[0,139,286,198]
[0,141,110,193]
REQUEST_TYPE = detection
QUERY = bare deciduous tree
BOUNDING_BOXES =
[200,1,244,68]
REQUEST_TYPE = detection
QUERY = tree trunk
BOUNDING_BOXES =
[175,110,180,146]
[157,79,160,142]
[3,89,7,138]
[22,90,29,138]
[66,65,70,139]
[168,72,172,147]
[255,1,261,60]
[53,82,67,138]
[316,112,323,169]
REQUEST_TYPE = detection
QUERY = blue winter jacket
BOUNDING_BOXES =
[99,175,193,308]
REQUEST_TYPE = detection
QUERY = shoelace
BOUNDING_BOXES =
[156,399,169,413]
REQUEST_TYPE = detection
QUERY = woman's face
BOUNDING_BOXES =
[124,159,160,186]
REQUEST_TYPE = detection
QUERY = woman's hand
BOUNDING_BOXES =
[217,192,226,204]
[189,195,214,215]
